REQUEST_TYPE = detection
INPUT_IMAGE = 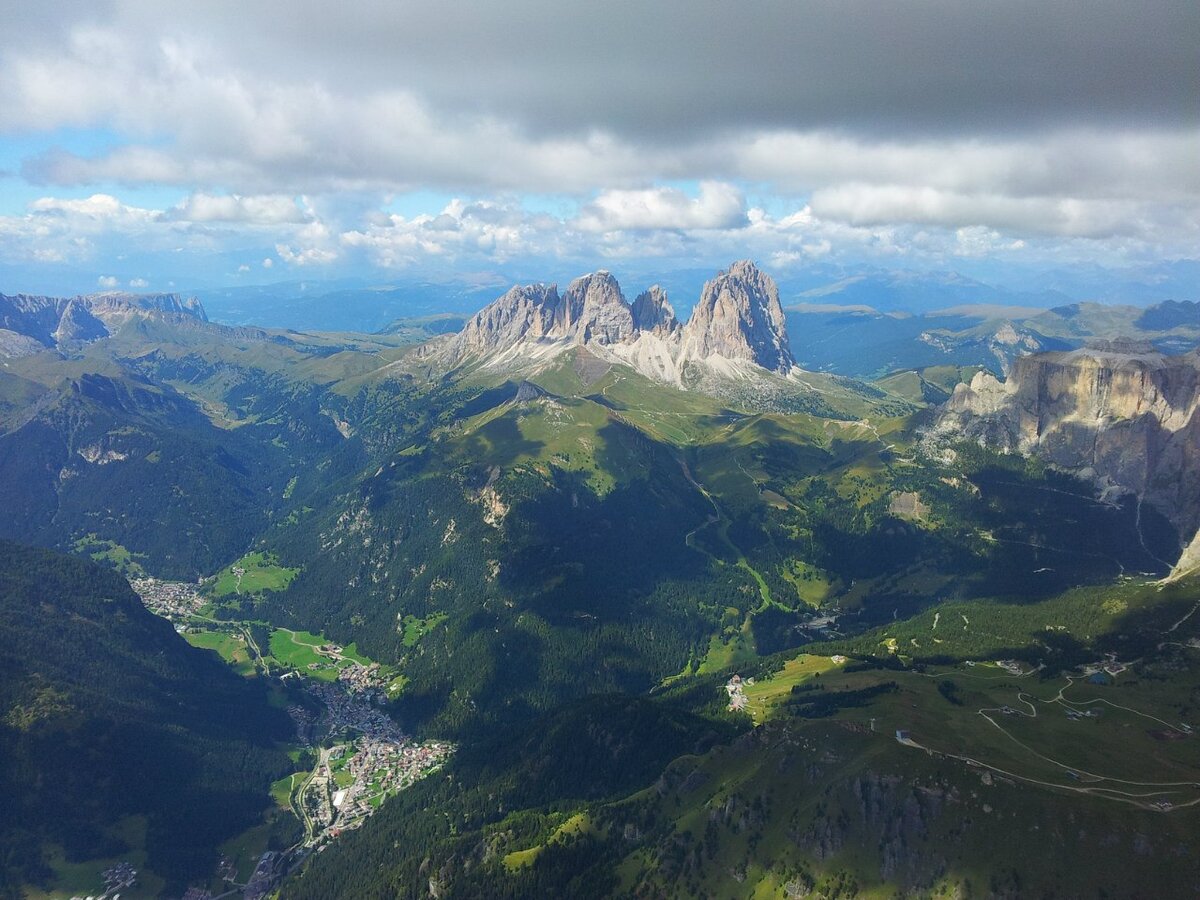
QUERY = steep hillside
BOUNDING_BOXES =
[0,542,294,897]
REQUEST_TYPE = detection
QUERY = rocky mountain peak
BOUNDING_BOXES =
[454,283,561,353]
[630,286,680,338]
[444,261,798,384]
[681,260,795,373]
[0,290,206,356]
[557,271,635,345]
[53,299,109,343]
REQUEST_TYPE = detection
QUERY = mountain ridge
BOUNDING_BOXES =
[0,290,208,356]
[444,260,796,386]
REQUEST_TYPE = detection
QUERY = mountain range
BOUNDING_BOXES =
[445,260,795,383]
[0,263,1199,898]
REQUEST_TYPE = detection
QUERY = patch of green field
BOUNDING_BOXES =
[400,612,449,648]
[268,628,339,681]
[780,559,838,607]
[743,654,845,724]
[210,551,299,597]
[502,812,597,873]
[24,816,166,900]
[71,534,147,576]
[342,642,373,665]
[270,772,305,808]
[696,617,759,675]
[184,629,256,676]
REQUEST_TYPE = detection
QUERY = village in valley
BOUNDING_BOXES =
[108,575,454,900]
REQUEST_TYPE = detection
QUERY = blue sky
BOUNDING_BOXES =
[1,1,1196,300]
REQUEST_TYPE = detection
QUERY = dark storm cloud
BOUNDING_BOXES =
[105,0,1198,139]
[0,0,1196,266]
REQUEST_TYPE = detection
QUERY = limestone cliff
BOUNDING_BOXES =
[931,340,1200,569]
[680,260,795,374]
[0,291,208,355]
[445,260,796,383]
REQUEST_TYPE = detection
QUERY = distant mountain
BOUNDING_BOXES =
[445,261,798,395]
[792,269,1070,314]
[194,280,504,332]
[0,542,293,895]
[787,298,1200,379]
[0,291,207,357]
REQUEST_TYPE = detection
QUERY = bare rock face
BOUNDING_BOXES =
[931,342,1200,564]
[445,261,797,382]
[453,284,561,354]
[0,291,206,355]
[680,260,795,373]
[556,271,636,345]
[631,285,680,338]
[54,299,109,343]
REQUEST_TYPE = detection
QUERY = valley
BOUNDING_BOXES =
[0,265,1196,898]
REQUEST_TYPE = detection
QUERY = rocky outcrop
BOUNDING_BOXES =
[446,260,796,383]
[454,284,561,354]
[556,271,636,345]
[930,341,1200,567]
[0,291,207,355]
[681,260,795,374]
[53,299,108,343]
[631,285,680,338]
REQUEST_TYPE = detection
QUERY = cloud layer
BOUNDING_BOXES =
[0,1,1197,286]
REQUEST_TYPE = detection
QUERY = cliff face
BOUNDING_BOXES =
[931,341,1200,566]
[630,286,680,338]
[680,260,795,373]
[0,291,208,355]
[447,260,796,382]
[454,284,562,354]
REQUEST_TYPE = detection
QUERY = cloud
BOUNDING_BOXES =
[29,193,159,224]
[128,277,148,287]
[0,3,1195,263]
[5,1,1193,139]
[341,199,551,268]
[97,275,118,288]
[575,182,746,232]
[806,183,1171,239]
[169,193,308,224]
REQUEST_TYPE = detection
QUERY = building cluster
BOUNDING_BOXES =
[129,576,205,621]
[244,850,287,900]
[337,659,391,695]
[726,674,754,712]
[70,861,138,900]
[307,680,404,740]
[304,734,453,841]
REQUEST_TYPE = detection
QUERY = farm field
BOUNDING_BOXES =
[210,551,299,597]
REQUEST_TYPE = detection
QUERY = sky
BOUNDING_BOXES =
[0,0,1197,297]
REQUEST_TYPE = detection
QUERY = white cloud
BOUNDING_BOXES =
[129,277,148,287]
[30,193,160,225]
[169,193,308,224]
[97,275,118,288]
[574,182,746,232]
[262,257,274,268]
[0,2,1194,275]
